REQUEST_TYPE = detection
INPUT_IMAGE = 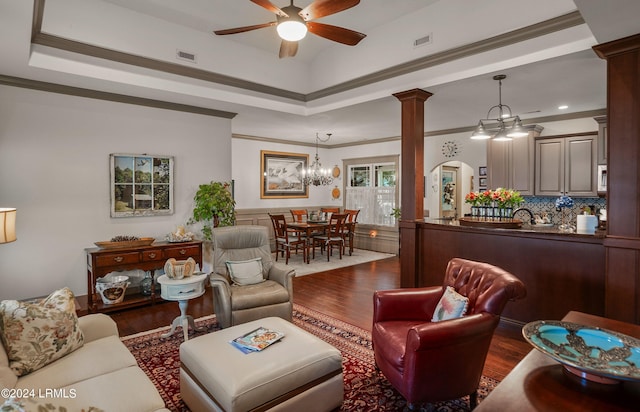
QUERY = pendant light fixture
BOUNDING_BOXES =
[302,133,333,187]
[471,74,528,141]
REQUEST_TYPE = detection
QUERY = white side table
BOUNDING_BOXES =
[157,273,208,341]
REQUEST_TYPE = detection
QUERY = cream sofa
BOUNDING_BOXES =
[0,313,168,412]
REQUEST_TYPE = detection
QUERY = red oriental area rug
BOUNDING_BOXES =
[121,304,498,411]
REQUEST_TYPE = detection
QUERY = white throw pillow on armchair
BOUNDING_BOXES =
[226,257,265,286]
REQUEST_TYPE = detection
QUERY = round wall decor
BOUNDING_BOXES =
[332,165,341,178]
[442,140,460,158]
[331,186,341,199]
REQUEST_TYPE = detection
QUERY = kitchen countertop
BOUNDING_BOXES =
[422,217,606,239]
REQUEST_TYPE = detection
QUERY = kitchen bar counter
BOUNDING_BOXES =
[424,217,606,239]
[416,219,605,324]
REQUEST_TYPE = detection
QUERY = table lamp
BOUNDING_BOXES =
[0,207,17,243]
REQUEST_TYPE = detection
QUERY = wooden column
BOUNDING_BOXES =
[594,33,640,323]
[393,89,433,287]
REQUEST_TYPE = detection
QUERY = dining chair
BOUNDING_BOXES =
[312,213,348,261]
[343,209,360,255]
[319,207,341,223]
[290,209,308,223]
[289,209,309,239]
[269,213,306,264]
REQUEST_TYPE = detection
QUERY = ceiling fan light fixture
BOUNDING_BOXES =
[214,1,366,57]
[277,19,307,41]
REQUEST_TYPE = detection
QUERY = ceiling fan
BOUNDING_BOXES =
[214,0,366,58]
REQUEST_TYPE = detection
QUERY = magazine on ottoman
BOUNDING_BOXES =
[230,327,285,354]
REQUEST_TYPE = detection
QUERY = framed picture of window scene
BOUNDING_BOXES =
[479,166,487,177]
[479,177,488,188]
[261,150,309,199]
[110,153,174,217]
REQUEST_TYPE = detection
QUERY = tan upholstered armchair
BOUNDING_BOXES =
[210,225,295,328]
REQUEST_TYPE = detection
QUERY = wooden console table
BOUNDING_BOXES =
[85,240,203,313]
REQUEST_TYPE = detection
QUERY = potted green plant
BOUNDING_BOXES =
[189,181,236,241]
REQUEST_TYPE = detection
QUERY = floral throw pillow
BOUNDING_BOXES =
[0,287,84,376]
[432,286,469,322]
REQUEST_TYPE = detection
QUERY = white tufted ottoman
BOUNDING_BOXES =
[180,317,344,412]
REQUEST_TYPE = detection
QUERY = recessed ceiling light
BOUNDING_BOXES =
[558,105,569,110]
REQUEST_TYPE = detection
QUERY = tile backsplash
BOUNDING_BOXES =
[520,196,606,225]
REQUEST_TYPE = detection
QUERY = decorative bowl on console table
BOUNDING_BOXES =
[94,236,155,249]
[523,320,640,384]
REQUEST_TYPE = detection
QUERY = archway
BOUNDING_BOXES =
[426,161,474,219]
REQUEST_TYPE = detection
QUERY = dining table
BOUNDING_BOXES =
[288,220,355,263]
[287,221,328,264]
[476,311,640,411]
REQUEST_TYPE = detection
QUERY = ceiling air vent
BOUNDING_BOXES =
[176,49,197,63]
[413,33,433,48]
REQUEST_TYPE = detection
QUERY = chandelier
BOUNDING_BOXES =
[302,133,333,187]
[470,74,528,141]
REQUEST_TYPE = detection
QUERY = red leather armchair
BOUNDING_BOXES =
[372,258,526,410]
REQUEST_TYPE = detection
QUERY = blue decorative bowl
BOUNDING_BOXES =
[523,320,640,384]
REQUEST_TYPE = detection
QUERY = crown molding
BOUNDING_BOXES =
[1,67,603,139]
[307,11,585,101]
[31,1,584,104]
[233,132,402,149]
[593,32,640,59]
[0,74,237,119]
[233,109,606,147]
[31,1,305,102]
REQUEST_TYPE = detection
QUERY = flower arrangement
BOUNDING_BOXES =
[464,191,480,206]
[555,194,575,232]
[465,188,524,209]
[555,194,574,209]
[493,187,525,208]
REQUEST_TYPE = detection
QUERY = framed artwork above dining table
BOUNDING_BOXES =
[261,150,309,199]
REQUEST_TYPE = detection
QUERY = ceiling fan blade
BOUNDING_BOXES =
[214,22,276,35]
[279,40,299,58]
[307,22,366,46]
[251,0,288,17]
[299,0,360,21]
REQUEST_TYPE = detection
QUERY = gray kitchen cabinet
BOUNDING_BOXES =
[535,134,597,197]
[486,127,538,195]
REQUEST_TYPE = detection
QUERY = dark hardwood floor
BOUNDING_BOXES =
[109,256,531,382]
